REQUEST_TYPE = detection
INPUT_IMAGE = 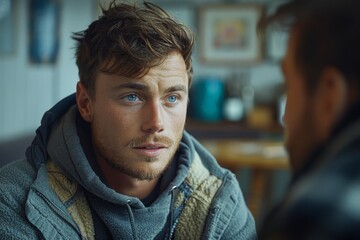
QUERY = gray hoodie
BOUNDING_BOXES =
[0,94,256,239]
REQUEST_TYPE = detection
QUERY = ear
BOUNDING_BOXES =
[314,67,347,138]
[76,81,93,122]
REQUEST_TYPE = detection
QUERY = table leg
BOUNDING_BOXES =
[247,169,267,220]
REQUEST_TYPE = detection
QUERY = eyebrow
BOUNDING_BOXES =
[165,85,188,94]
[111,82,187,93]
[111,82,149,91]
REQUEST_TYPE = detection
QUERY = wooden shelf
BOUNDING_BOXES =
[185,118,283,140]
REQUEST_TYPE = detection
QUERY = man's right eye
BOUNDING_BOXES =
[123,94,140,102]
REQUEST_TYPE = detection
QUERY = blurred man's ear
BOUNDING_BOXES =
[313,67,347,139]
[76,81,93,123]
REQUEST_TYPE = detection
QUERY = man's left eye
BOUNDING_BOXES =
[167,95,178,103]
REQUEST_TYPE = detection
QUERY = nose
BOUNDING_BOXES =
[141,101,164,133]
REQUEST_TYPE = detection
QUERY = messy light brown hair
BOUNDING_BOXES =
[72,1,194,97]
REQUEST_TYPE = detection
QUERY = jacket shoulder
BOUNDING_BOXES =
[175,152,256,240]
[205,170,257,240]
[0,159,37,210]
[0,159,42,238]
[0,159,36,189]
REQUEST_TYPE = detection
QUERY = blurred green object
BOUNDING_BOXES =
[189,76,225,122]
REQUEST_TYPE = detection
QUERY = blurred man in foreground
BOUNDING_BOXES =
[259,0,360,239]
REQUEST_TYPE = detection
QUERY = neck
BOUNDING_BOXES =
[97,159,160,199]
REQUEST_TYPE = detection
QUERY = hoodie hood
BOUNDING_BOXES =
[26,94,77,170]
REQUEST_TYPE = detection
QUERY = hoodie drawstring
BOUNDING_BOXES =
[126,200,138,240]
[167,185,178,240]
[125,187,179,240]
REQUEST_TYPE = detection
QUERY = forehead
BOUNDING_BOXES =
[281,28,310,95]
[97,52,188,90]
[136,52,188,87]
[284,29,298,63]
[282,28,302,77]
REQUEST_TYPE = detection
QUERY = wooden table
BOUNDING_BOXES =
[200,139,289,219]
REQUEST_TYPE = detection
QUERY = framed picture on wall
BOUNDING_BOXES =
[0,0,14,55]
[29,0,60,64]
[199,4,264,65]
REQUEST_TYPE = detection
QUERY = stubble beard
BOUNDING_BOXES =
[96,133,183,181]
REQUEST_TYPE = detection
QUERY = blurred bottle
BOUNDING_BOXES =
[223,73,244,121]
[241,79,255,116]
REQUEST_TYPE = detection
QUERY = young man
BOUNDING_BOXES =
[259,0,360,239]
[0,2,256,239]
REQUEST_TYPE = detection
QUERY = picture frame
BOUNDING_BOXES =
[0,0,14,55]
[199,4,264,65]
[29,0,60,64]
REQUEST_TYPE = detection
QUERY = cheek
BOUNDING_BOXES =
[285,87,306,123]
[167,105,187,134]
[284,95,305,138]
[175,104,188,124]
[92,104,128,136]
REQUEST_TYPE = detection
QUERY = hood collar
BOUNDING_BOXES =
[26,93,76,169]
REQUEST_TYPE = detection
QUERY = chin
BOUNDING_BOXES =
[131,168,167,181]
[128,158,172,181]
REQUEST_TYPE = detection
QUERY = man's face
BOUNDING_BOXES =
[82,52,188,181]
[282,30,320,171]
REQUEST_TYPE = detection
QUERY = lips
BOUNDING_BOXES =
[132,143,167,157]
[134,143,166,149]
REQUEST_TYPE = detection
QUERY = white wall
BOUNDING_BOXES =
[0,0,286,141]
[0,0,93,141]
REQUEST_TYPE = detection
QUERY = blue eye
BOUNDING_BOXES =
[125,94,139,102]
[167,95,178,103]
